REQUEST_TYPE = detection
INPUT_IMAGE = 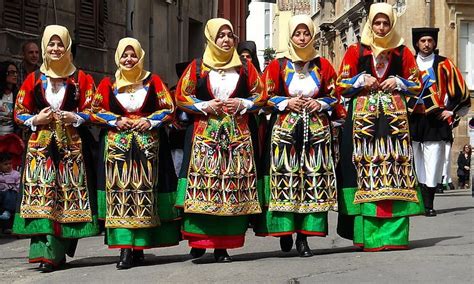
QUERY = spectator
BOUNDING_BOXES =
[17,41,40,87]
[0,61,18,136]
[457,144,471,189]
[0,152,20,233]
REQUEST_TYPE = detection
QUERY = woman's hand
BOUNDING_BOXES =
[287,96,306,113]
[53,111,78,124]
[116,117,133,131]
[438,110,453,121]
[203,99,224,116]
[303,98,321,114]
[34,107,53,125]
[380,78,397,92]
[132,119,152,131]
[364,75,379,91]
[223,98,244,115]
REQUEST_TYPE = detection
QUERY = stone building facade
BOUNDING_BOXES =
[312,0,474,184]
[0,0,219,85]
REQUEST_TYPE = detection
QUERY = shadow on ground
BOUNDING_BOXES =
[410,236,463,249]
[67,252,191,269]
[191,245,360,264]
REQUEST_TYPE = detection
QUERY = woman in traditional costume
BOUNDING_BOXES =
[335,3,424,251]
[254,15,338,257]
[175,18,265,262]
[91,38,178,269]
[13,25,98,272]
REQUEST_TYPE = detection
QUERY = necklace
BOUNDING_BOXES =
[294,63,307,79]
[51,80,64,94]
[217,69,226,79]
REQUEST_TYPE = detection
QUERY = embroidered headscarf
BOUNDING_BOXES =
[114,37,150,92]
[284,15,319,62]
[202,18,242,70]
[360,3,404,57]
[40,25,76,78]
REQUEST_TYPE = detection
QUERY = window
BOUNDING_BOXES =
[2,0,40,34]
[76,0,108,47]
[459,21,474,90]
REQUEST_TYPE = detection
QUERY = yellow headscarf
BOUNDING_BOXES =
[39,25,76,78]
[202,18,242,70]
[284,15,319,62]
[114,37,150,92]
[360,3,404,57]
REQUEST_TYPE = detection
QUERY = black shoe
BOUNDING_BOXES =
[425,209,437,217]
[132,249,145,264]
[38,262,54,273]
[279,235,293,252]
[213,249,232,263]
[190,248,206,259]
[116,248,133,270]
[435,185,444,194]
[295,239,313,257]
[448,182,455,190]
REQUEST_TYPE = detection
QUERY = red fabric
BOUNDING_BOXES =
[182,231,245,249]
[0,133,24,169]
[376,200,393,218]
[29,257,54,265]
[53,221,61,237]
[363,245,409,252]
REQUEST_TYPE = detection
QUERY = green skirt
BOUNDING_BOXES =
[13,213,99,238]
[176,178,251,249]
[338,187,424,251]
[98,190,182,249]
[254,210,328,237]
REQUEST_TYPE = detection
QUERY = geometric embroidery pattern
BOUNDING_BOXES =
[184,115,261,216]
[269,111,337,213]
[105,130,160,228]
[352,90,418,203]
[20,122,92,223]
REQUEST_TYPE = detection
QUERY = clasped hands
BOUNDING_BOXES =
[203,98,244,116]
[363,75,398,92]
[34,107,78,126]
[287,96,321,114]
[116,117,151,131]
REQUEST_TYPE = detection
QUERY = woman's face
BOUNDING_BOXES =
[464,145,471,153]
[240,50,251,61]
[46,35,66,59]
[119,46,139,68]
[6,64,17,86]
[372,13,391,37]
[291,24,311,47]
[215,25,235,51]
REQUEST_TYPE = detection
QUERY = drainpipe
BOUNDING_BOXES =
[213,0,218,18]
[426,0,431,26]
[126,0,135,36]
[149,1,154,72]
[52,0,57,24]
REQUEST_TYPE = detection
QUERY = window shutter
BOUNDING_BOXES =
[2,0,39,33]
[77,0,106,47]
[23,0,40,33]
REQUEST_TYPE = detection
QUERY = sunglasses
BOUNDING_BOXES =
[6,70,18,76]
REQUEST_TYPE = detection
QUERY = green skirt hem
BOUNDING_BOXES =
[353,215,409,250]
[254,210,328,235]
[339,187,424,217]
[183,214,248,236]
[107,220,181,247]
[13,213,99,238]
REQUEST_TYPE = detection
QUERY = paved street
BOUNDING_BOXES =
[1,189,473,284]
